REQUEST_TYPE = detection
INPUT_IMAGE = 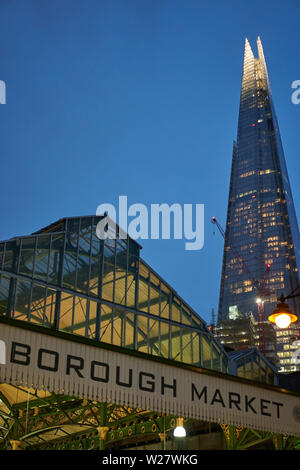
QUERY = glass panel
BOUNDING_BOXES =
[171,325,181,361]
[124,312,135,349]
[127,241,138,308]
[171,297,181,323]
[260,366,267,384]
[73,296,87,337]
[136,315,148,353]
[44,288,56,327]
[48,235,64,286]
[0,275,10,316]
[212,344,221,371]
[76,218,92,294]
[160,321,169,358]
[99,304,113,344]
[59,292,74,333]
[87,299,98,339]
[191,332,200,366]
[102,240,115,302]
[30,283,46,325]
[237,364,245,378]
[34,235,50,282]
[89,220,102,296]
[128,239,139,260]
[4,241,19,273]
[252,362,260,381]
[112,309,124,347]
[149,318,160,356]
[19,238,35,276]
[202,336,212,369]
[245,361,252,379]
[115,240,127,305]
[63,223,78,290]
[181,306,192,326]
[190,313,203,328]
[126,272,136,309]
[13,279,31,321]
[149,273,160,316]
[160,283,170,320]
[182,329,192,365]
[138,263,149,312]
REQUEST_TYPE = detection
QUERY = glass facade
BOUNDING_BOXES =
[218,38,300,373]
[228,348,276,385]
[0,216,227,373]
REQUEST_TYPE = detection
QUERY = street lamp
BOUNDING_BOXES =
[173,417,186,437]
[268,292,299,329]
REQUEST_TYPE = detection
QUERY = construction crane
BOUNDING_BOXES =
[212,216,271,356]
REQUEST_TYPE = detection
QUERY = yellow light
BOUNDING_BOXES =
[274,314,291,329]
[173,417,186,438]
[268,297,298,329]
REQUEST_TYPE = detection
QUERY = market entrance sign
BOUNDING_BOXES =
[1,322,300,436]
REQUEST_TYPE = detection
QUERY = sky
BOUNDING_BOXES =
[0,0,299,325]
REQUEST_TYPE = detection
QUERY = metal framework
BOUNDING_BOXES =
[1,382,300,450]
[0,216,299,450]
[0,216,228,372]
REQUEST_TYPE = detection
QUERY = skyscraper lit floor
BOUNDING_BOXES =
[217,37,300,374]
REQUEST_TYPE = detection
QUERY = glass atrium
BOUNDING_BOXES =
[0,215,228,373]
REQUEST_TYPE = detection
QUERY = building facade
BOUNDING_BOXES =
[0,215,228,373]
[217,37,300,372]
[1,215,298,450]
[0,216,299,450]
[214,314,278,367]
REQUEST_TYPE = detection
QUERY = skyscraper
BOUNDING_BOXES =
[218,38,300,371]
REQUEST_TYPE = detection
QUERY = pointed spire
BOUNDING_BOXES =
[257,36,265,64]
[241,38,256,96]
[257,36,272,94]
[244,37,254,62]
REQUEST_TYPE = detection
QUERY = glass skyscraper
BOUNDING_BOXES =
[218,38,300,371]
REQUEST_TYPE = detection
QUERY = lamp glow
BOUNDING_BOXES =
[173,418,186,438]
[268,295,298,329]
[274,314,291,329]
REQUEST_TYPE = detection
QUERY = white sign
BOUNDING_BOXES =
[0,322,300,436]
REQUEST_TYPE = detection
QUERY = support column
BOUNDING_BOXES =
[97,402,108,450]
[220,424,243,450]
[10,440,22,450]
[158,433,167,450]
[97,426,109,450]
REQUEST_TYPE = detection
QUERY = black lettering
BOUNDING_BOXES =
[10,342,30,366]
[91,361,109,383]
[229,392,241,410]
[66,355,84,378]
[260,399,271,416]
[161,377,176,397]
[211,389,225,407]
[139,372,155,392]
[272,401,283,419]
[191,384,207,403]
[245,395,257,414]
[116,366,132,388]
[37,348,59,372]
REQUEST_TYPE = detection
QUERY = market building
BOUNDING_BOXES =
[0,215,299,450]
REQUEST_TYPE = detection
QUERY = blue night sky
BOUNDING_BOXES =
[0,0,299,324]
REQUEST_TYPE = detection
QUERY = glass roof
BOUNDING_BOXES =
[0,216,228,373]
